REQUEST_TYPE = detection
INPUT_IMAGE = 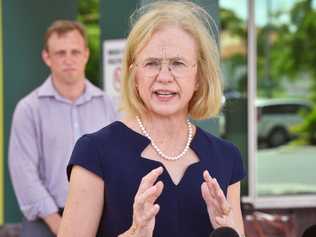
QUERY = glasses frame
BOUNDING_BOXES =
[132,58,197,78]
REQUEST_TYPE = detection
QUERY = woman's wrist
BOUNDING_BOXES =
[128,223,138,236]
[118,223,141,237]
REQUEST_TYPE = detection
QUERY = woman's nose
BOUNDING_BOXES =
[156,63,173,82]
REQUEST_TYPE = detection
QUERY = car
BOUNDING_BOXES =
[257,98,312,147]
[220,97,312,148]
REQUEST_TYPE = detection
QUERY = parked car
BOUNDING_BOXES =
[220,97,312,148]
[257,98,312,147]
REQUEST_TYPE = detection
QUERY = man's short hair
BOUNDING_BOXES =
[43,20,88,51]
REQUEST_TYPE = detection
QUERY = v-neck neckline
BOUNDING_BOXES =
[115,120,206,187]
[139,158,202,187]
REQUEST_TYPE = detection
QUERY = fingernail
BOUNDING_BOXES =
[204,170,209,177]
[206,171,212,181]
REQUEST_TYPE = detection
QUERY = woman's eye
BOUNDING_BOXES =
[145,61,160,67]
[173,61,185,67]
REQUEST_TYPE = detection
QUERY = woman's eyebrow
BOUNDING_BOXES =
[142,56,187,61]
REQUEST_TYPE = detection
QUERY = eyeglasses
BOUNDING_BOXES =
[134,58,197,78]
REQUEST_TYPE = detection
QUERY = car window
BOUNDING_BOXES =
[261,104,310,115]
[261,105,284,114]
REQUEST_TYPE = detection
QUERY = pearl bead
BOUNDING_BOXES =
[136,116,192,161]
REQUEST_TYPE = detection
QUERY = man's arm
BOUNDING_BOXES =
[8,99,60,233]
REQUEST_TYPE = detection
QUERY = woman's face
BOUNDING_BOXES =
[134,25,199,119]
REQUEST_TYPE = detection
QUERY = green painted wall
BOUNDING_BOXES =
[100,0,138,91]
[3,0,77,223]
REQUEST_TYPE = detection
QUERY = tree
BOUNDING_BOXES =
[270,0,316,144]
[78,0,100,86]
[220,8,247,95]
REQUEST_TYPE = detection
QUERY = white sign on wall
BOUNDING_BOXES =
[103,39,126,102]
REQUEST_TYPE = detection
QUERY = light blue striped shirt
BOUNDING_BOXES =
[9,77,118,220]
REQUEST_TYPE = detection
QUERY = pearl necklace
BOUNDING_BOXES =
[136,116,193,161]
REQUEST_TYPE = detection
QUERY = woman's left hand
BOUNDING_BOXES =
[201,170,237,230]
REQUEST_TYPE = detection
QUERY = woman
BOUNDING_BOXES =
[58,1,246,237]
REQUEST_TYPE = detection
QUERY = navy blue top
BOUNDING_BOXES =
[67,121,245,237]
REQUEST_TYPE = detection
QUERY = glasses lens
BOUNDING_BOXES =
[170,60,189,77]
[142,59,160,77]
[139,59,195,77]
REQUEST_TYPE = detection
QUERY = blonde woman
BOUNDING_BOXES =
[59,1,245,237]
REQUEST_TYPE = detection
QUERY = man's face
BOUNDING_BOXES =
[42,30,89,84]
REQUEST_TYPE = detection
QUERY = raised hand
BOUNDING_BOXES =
[201,170,236,230]
[127,166,164,237]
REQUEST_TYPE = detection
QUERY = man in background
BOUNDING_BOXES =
[9,20,117,236]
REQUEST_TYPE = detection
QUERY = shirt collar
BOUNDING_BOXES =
[38,76,103,104]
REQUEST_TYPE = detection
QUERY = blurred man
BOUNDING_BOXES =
[9,20,117,236]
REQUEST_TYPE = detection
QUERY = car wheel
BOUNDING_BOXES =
[267,127,289,148]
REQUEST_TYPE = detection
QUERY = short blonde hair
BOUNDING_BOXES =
[120,1,222,120]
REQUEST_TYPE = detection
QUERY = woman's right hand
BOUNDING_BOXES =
[125,166,164,237]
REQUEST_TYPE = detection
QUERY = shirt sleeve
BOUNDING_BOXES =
[229,144,246,185]
[103,94,120,121]
[67,134,104,181]
[8,100,58,221]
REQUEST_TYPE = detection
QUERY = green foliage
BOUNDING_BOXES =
[278,0,316,144]
[78,0,99,24]
[221,0,316,145]
[219,8,247,94]
[220,8,246,38]
[269,0,316,95]
[77,0,100,86]
[293,107,316,144]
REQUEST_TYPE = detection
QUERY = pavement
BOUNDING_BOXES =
[257,145,316,195]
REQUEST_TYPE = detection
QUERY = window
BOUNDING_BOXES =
[220,0,316,208]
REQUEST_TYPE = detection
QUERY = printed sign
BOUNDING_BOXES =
[103,39,126,101]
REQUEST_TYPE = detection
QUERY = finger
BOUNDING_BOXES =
[135,180,164,210]
[138,181,164,207]
[201,182,212,203]
[148,181,164,204]
[141,204,160,224]
[212,179,231,215]
[137,167,163,195]
[201,182,221,213]
[203,170,212,182]
[204,173,224,206]
[202,172,227,214]
[217,192,231,215]
[203,171,217,199]
[135,185,157,210]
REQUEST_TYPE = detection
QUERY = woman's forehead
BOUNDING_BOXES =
[136,26,197,59]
